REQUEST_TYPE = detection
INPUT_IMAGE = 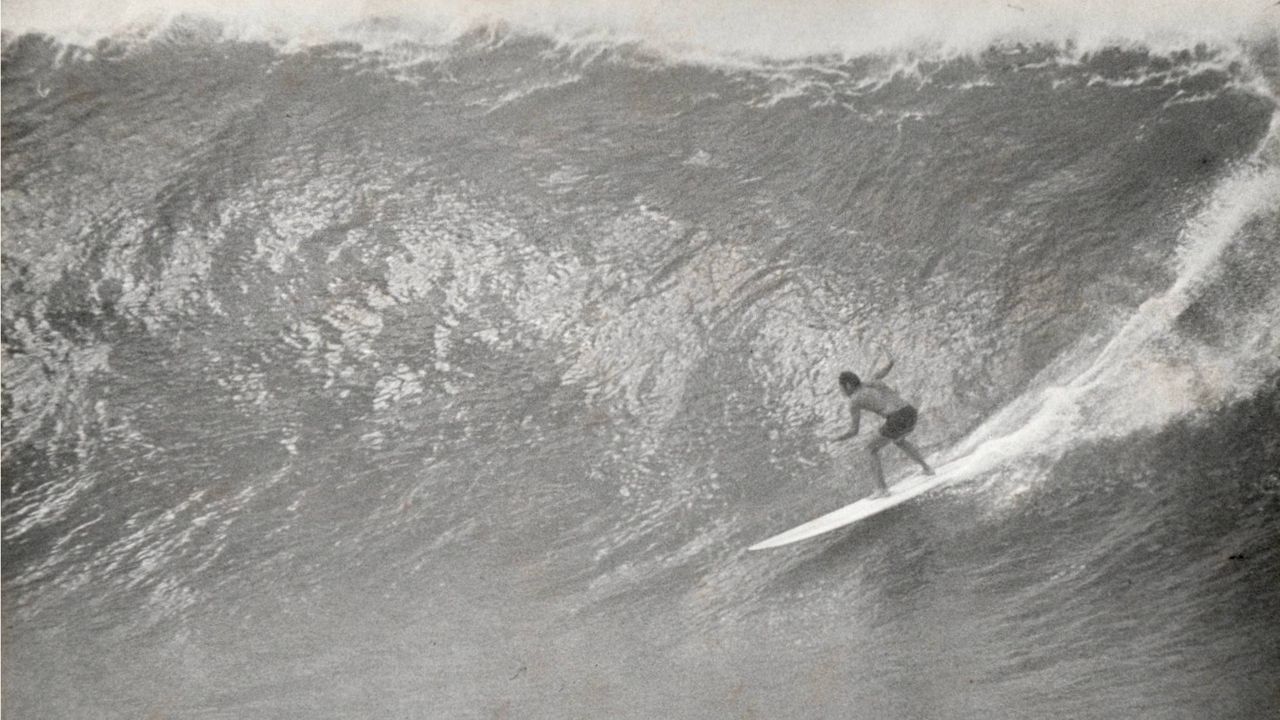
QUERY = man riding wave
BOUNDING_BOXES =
[829,353,934,497]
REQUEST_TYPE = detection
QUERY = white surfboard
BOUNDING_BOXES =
[748,471,952,551]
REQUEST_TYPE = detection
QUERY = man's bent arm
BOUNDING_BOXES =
[871,355,895,381]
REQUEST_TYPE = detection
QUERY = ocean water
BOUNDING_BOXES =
[3,3,1280,718]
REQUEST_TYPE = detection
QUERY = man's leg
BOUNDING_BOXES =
[866,435,891,497]
[894,438,934,475]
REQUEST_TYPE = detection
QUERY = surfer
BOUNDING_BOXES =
[829,355,934,497]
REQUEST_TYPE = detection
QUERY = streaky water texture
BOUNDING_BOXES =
[3,2,1280,718]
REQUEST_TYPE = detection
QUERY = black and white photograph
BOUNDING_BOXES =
[3,1,1279,717]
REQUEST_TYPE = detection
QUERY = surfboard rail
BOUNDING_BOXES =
[747,472,953,550]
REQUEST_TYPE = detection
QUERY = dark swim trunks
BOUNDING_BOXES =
[879,406,918,440]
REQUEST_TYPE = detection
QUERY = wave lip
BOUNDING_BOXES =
[4,0,1279,61]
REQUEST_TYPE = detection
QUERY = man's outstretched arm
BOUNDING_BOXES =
[830,404,862,441]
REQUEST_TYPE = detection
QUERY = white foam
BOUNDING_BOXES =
[4,0,1277,61]
[938,122,1280,485]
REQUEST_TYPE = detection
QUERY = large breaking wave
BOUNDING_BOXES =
[3,3,1279,718]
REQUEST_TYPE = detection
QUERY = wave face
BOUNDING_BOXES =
[3,9,1280,719]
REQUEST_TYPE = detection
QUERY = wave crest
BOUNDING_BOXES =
[5,0,1278,63]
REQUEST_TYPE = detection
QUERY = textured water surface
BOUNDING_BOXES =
[3,7,1280,719]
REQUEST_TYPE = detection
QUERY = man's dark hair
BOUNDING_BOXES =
[839,371,861,392]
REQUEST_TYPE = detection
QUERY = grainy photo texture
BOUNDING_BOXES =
[3,2,1279,718]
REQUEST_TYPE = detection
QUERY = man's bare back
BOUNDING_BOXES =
[849,382,907,418]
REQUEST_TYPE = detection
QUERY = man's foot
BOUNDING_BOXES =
[923,466,936,476]
[869,488,891,499]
